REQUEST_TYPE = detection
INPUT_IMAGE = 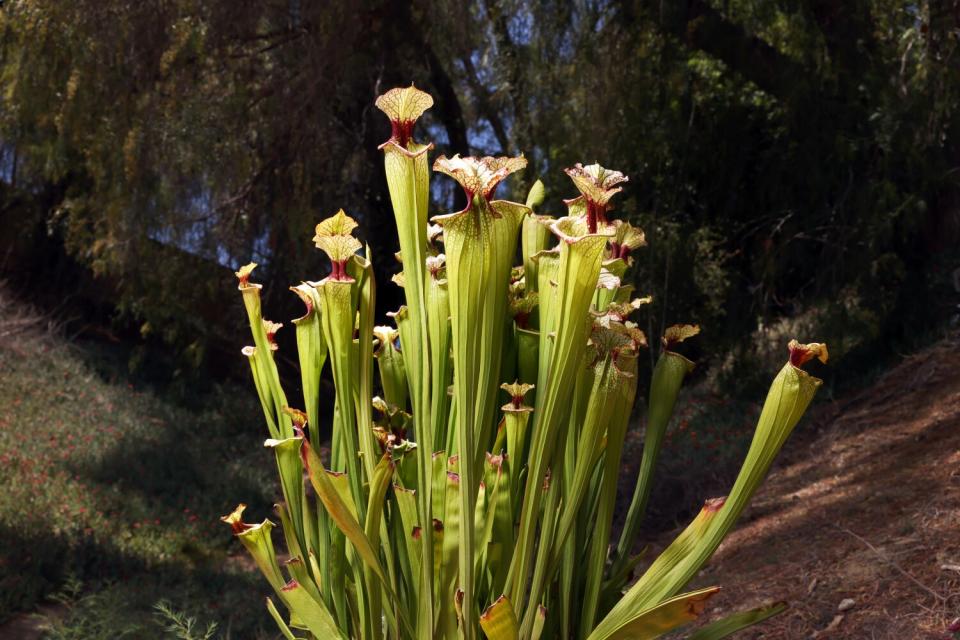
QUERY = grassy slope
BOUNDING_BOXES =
[0,302,280,638]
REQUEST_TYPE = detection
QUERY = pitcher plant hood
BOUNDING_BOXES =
[313,209,362,281]
[433,154,528,206]
[376,84,434,154]
[564,163,629,232]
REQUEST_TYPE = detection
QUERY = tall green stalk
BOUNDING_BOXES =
[376,87,437,636]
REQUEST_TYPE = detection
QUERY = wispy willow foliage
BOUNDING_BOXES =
[223,87,828,640]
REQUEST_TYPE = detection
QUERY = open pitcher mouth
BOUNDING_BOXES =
[433,154,528,207]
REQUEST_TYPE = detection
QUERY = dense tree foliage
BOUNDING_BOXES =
[1,0,957,386]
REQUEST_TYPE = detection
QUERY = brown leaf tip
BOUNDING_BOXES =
[290,284,314,315]
[687,594,712,616]
[282,407,308,428]
[220,504,253,534]
[703,496,727,512]
[486,452,505,471]
[262,319,283,350]
[480,595,508,620]
[788,340,829,368]
[235,262,257,287]
[662,324,700,350]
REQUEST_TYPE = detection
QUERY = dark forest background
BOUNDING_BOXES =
[1,2,959,635]
[1,0,959,395]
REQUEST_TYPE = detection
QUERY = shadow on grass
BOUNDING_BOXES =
[0,521,277,637]
[72,417,276,521]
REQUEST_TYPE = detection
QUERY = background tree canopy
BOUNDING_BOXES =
[1,0,958,390]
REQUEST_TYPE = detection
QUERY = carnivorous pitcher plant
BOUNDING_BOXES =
[223,86,827,640]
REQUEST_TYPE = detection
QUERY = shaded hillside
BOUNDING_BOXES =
[0,289,279,638]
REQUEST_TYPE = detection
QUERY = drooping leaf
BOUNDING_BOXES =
[590,587,720,640]
[687,601,788,640]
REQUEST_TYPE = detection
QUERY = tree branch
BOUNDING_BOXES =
[460,54,510,155]
[650,0,812,102]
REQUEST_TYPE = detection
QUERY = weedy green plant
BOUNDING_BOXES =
[223,86,829,640]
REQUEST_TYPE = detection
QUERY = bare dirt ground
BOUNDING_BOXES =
[684,335,960,638]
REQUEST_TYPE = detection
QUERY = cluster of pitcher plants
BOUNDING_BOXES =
[222,86,828,639]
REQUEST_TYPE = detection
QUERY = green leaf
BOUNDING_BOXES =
[302,439,380,575]
[530,605,547,640]
[236,265,292,440]
[280,580,345,639]
[425,260,453,452]
[317,278,366,519]
[508,215,613,607]
[438,471,462,638]
[349,250,380,483]
[265,597,299,640]
[433,161,529,638]
[290,283,327,449]
[687,601,788,640]
[548,353,621,572]
[578,353,639,636]
[264,437,311,571]
[597,344,825,633]
[615,345,696,576]
[525,179,545,209]
[361,454,395,640]
[282,556,321,605]
[380,112,436,636]
[374,325,408,410]
[221,506,285,594]
[393,484,421,601]
[590,586,720,640]
[521,215,553,297]
[478,452,512,596]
